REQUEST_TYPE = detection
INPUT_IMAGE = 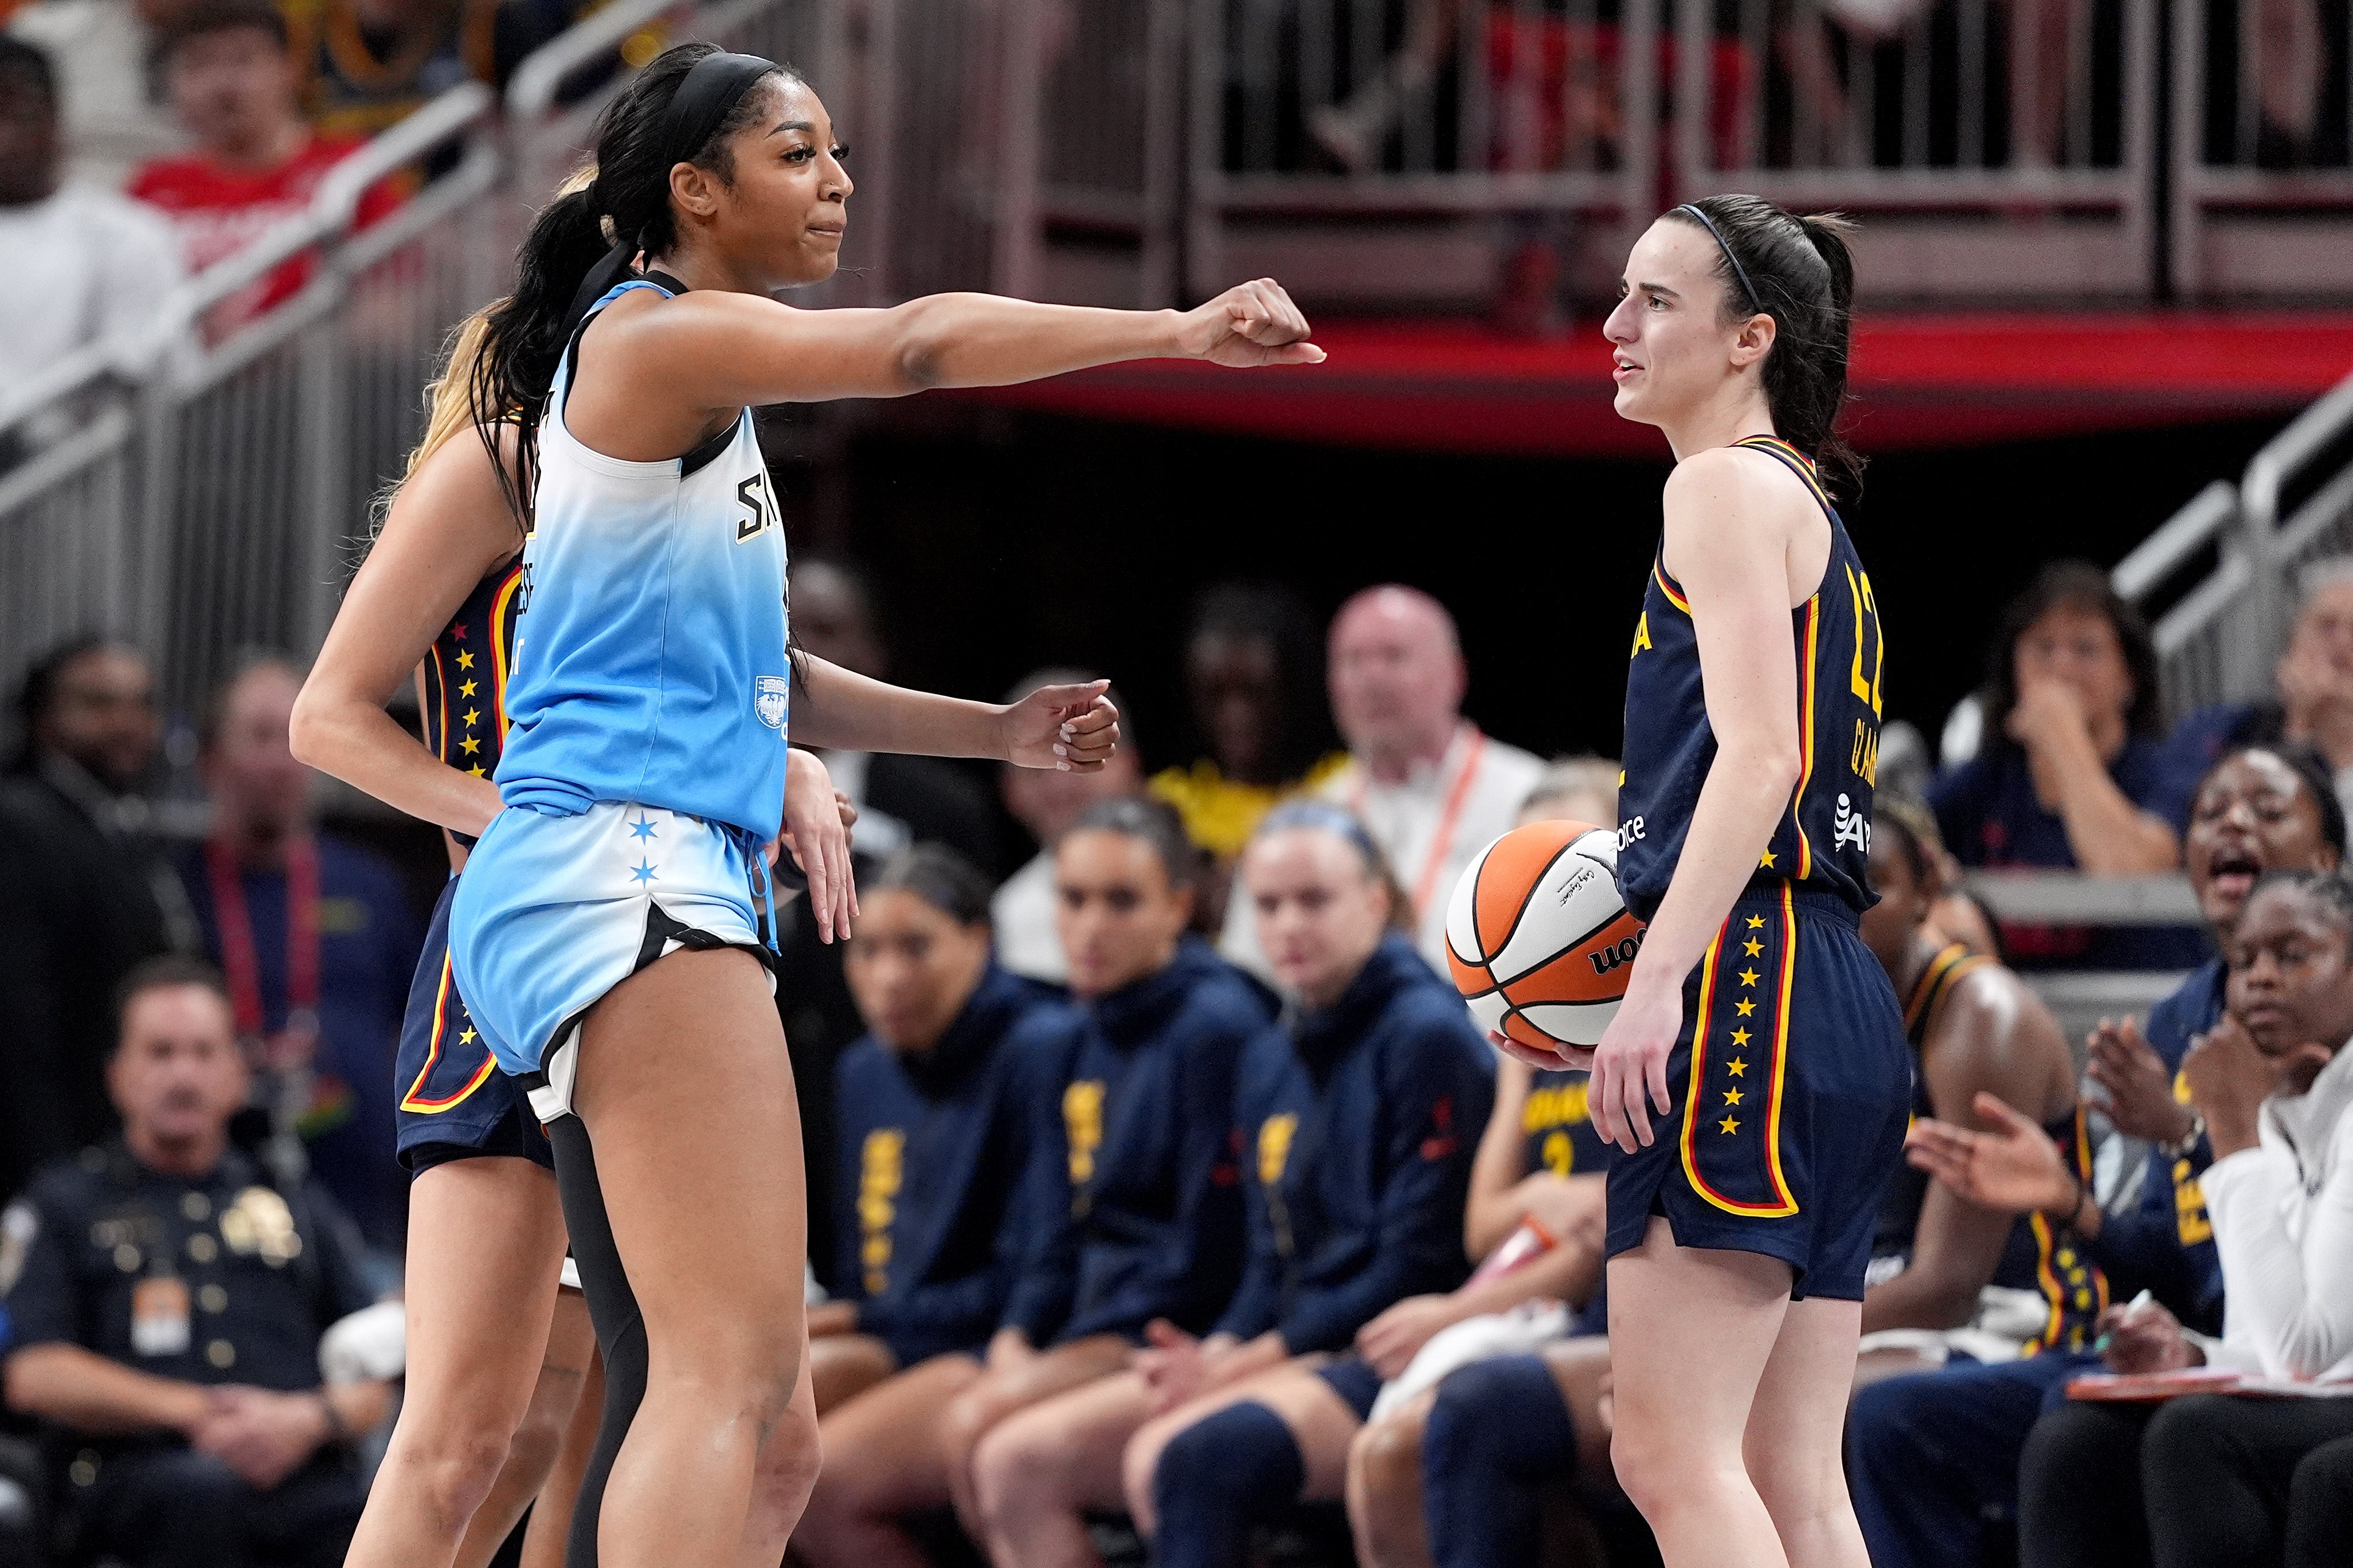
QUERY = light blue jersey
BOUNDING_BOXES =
[495,277,791,840]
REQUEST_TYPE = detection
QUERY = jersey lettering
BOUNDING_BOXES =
[857,1128,905,1295]
[1062,1081,1105,1186]
[1845,563,1885,717]
[1630,611,1652,657]
[735,473,777,543]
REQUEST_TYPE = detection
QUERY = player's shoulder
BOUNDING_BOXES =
[1662,440,1818,522]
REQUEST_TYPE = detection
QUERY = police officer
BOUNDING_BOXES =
[0,957,390,1568]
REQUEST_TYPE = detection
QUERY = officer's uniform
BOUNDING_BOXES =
[0,1140,377,1568]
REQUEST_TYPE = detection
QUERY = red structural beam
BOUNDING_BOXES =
[950,312,2353,456]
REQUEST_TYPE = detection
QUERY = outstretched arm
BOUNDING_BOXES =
[584,279,1321,435]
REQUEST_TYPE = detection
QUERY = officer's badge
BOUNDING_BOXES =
[223,1188,303,1267]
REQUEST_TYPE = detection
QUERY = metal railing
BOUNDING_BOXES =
[2171,0,2353,297]
[2109,364,2353,724]
[0,0,853,716]
[1675,0,2159,297]
[0,85,503,713]
[1185,0,1663,303]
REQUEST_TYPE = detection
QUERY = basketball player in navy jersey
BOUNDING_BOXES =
[1497,195,1909,1568]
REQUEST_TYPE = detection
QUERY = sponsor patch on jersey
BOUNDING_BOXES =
[753,675,789,731]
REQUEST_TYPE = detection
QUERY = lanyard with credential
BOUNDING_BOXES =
[205,836,321,1052]
[1354,724,1487,921]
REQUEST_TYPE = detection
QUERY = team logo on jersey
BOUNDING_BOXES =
[753,676,789,730]
[1833,793,1870,853]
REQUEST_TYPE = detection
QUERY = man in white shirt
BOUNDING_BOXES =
[1222,583,1542,977]
[992,668,1145,984]
[0,38,185,452]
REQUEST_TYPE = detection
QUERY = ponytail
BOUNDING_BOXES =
[468,183,609,530]
[462,43,796,532]
[1669,195,1863,499]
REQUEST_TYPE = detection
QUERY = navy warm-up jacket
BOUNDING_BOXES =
[2081,958,2226,1334]
[1215,933,1495,1354]
[833,964,1074,1365]
[1003,937,1277,1344]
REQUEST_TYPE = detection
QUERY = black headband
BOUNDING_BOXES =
[660,50,778,171]
[1676,202,1760,312]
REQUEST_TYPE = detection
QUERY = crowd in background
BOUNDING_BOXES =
[1,554,2352,1567]
[0,0,620,435]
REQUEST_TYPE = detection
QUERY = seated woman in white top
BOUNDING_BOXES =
[2011,869,2353,1568]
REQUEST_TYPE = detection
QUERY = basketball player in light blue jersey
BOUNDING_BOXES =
[436,41,1321,1568]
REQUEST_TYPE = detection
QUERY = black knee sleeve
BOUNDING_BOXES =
[1150,1401,1305,1568]
[551,1116,648,1568]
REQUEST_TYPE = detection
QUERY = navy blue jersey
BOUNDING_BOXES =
[2080,958,2225,1332]
[393,560,537,1164]
[1872,943,2107,1351]
[1522,1068,1608,1179]
[1618,436,1882,922]
[1215,935,1495,1353]
[1003,939,1273,1344]
[420,560,525,817]
[832,966,1072,1365]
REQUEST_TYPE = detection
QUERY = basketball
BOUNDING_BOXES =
[1444,820,1648,1051]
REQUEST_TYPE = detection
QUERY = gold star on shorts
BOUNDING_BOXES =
[1718,1116,1741,1135]
[1747,915,1766,930]
[1727,1057,1747,1075]
[1738,968,1760,986]
[1736,998,1756,1017]
[1724,1088,1744,1106]
[1743,938,1763,957]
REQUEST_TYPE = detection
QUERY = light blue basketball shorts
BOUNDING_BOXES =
[449,801,775,1120]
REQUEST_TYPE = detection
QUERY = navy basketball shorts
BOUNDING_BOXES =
[1605,884,1909,1301]
[396,877,553,1174]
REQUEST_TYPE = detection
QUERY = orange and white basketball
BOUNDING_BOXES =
[1444,820,1647,1051]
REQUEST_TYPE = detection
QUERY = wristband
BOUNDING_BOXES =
[2157,1109,2207,1162]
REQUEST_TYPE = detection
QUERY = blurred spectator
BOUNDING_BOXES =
[1515,754,1617,828]
[1853,744,2343,1568]
[2016,869,2353,1567]
[804,847,1071,1413]
[280,0,492,139]
[274,0,591,166]
[172,656,420,1252]
[995,667,1144,986]
[1150,582,1343,862]
[2165,556,2353,828]
[0,638,197,1199]
[781,555,1003,1289]
[790,556,1003,871]
[129,0,403,336]
[1930,562,2200,970]
[7,0,186,189]
[1283,584,1540,976]
[800,799,1269,1567]
[0,37,186,448]
[2203,0,2349,169]
[0,957,390,1568]
[1003,802,1489,1568]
